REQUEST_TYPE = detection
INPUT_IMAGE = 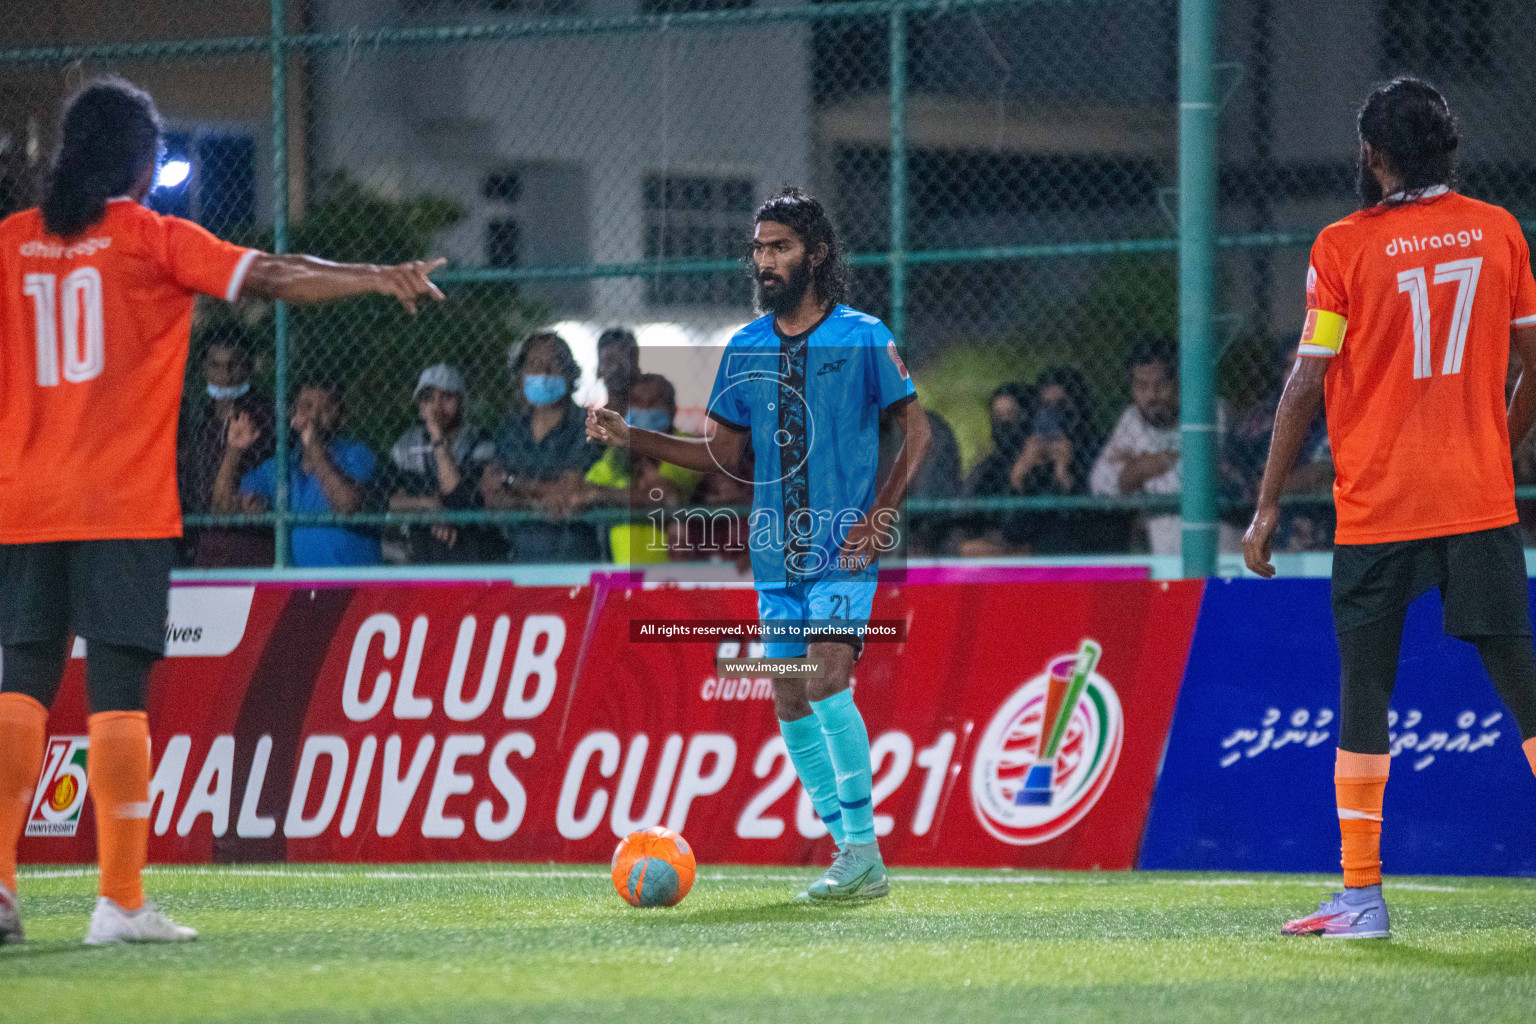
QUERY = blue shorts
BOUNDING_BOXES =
[756,579,877,659]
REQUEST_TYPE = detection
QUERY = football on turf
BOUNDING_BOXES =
[611,826,696,907]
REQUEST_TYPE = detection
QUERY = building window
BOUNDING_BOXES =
[486,219,521,268]
[643,173,753,308]
[1379,0,1493,81]
[483,170,522,205]
[148,129,257,234]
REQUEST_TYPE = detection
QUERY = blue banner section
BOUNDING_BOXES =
[1141,578,1536,876]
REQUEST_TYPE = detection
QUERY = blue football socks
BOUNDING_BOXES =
[779,714,847,849]
[810,688,876,846]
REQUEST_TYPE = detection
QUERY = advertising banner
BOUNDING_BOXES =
[1140,578,1536,876]
[22,581,594,865]
[18,578,1202,869]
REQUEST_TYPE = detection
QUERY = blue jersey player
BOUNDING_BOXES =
[587,187,932,900]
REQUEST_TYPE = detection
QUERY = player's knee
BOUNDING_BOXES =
[806,642,856,703]
[85,642,159,714]
[771,681,813,722]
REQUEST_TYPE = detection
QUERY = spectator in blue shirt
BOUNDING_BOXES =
[213,380,382,566]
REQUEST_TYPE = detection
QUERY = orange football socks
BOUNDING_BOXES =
[1335,748,1390,889]
[87,711,151,911]
[0,693,48,895]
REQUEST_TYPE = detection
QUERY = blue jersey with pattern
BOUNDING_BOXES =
[706,304,916,590]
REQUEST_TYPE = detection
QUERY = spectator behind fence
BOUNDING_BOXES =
[877,405,960,555]
[596,326,641,413]
[886,407,960,499]
[958,373,1111,554]
[481,331,603,562]
[959,382,1035,555]
[1089,339,1240,556]
[1020,365,1114,552]
[180,333,275,566]
[964,382,1035,496]
[387,363,503,563]
[673,437,754,571]
[575,373,701,564]
[1223,348,1334,551]
[214,380,382,566]
[1031,367,1102,494]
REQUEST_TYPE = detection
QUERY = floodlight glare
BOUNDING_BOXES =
[156,159,191,188]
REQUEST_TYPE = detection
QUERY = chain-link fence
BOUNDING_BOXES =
[4,0,1536,571]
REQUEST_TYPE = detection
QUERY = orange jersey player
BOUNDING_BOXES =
[0,77,444,946]
[1245,77,1536,940]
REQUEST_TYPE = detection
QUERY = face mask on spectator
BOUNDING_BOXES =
[207,381,250,401]
[523,374,568,407]
[991,418,1028,454]
[625,407,672,433]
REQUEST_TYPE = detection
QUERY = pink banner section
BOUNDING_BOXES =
[21,577,1201,870]
[887,565,1149,585]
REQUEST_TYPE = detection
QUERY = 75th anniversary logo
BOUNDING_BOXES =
[27,736,90,838]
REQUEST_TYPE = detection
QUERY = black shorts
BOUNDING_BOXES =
[0,540,175,654]
[1331,524,1531,638]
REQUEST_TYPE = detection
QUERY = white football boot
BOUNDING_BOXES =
[0,886,21,945]
[84,897,197,945]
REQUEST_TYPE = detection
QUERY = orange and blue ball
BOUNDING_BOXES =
[611,826,696,908]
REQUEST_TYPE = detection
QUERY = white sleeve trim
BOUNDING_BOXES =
[225,249,259,302]
[1512,314,1536,326]
[1297,344,1338,357]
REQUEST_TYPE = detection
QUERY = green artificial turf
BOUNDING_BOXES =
[3,864,1535,1023]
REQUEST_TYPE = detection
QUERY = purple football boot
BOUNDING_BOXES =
[1282,885,1390,939]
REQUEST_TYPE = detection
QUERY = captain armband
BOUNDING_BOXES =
[1298,309,1346,357]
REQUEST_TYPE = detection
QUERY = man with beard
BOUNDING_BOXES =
[586,187,931,901]
[1245,77,1536,939]
[1090,340,1238,555]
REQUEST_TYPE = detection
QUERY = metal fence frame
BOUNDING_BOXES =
[0,0,1333,577]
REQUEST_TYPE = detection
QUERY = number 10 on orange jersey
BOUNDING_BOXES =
[23,266,105,386]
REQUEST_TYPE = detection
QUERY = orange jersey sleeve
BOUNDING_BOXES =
[160,214,259,302]
[0,200,257,542]
[1511,227,1536,328]
[1310,191,1523,544]
[1299,231,1349,357]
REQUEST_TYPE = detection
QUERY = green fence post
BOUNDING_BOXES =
[1179,0,1219,578]
[888,1,907,349]
[271,0,291,567]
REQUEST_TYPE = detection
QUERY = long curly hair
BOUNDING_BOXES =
[752,186,848,308]
[1358,76,1459,206]
[42,76,162,239]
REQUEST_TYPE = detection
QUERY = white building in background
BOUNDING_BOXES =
[311,0,811,362]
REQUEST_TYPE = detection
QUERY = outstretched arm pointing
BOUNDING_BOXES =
[241,254,446,314]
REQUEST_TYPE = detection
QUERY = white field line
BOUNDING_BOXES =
[16,868,96,879]
[16,865,1453,891]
